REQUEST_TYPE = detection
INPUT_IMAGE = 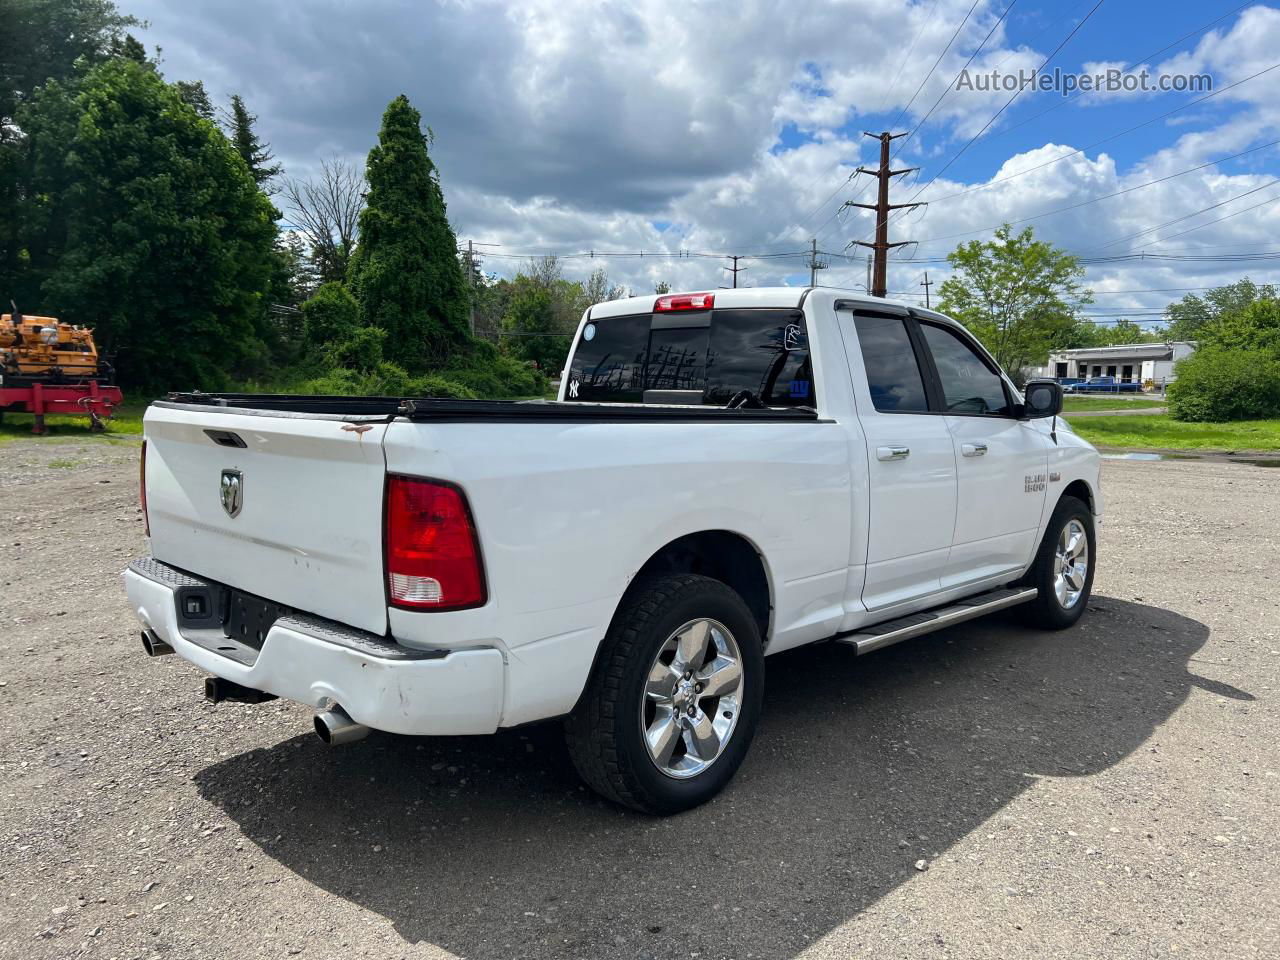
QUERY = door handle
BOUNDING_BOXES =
[962,442,988,457]
[877,445,910,461]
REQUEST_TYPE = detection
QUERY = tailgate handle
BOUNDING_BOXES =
[203,429,247,449]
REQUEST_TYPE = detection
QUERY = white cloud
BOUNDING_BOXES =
[129,0,1280,319]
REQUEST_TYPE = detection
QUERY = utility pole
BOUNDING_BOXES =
[466,240,476,334]
[723,255,747,288]
[459,240,500,336]
[865,255,872,294]
[807,237,826,287]
[920,271,933,309]
[845,131,921,298]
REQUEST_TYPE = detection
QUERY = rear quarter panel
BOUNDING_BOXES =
[382,419,851,722]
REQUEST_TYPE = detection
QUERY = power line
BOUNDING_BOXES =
[885,0,1108,229]
[786,0,983,240]
[969,1,1257,151]
[906,138,1280,245]
[1120,190,1280,249]
[822,246,1280,265]
[881,59,1280,224]
[809,0,1016,247]
[1092,178,1280,250]
[887,0,988,136]
[795,2,1256,258]
[473,249,810,261]
[888,0,1021,158]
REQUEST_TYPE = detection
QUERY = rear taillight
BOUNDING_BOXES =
[139,439,149,536]
[654,292,714,312]
[384,475,485,611]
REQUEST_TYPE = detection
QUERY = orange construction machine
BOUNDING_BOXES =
[0,309,123,433]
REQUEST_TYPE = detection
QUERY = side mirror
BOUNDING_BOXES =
[1022,379,1063,419]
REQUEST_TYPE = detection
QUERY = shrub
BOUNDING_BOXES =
[301,282,360,350]
[439,342,546,398]
[295,363,477,400]
[408,374,479,400]
[1167,346,1280,422]
[324,326,386,372]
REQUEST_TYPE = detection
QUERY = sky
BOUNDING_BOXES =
[129,0,1280,327]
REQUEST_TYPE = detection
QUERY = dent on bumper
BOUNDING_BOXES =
[124,567,505,736]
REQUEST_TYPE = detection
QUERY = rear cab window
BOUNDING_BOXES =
[564,307,814,407]
[851,312,929,413]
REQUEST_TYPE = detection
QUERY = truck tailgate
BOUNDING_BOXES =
[143,404,390,634]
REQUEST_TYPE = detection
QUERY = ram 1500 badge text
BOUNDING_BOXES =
[125,288,1100,814]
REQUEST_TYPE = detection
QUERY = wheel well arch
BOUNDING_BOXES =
[626,530,773,643]
[1061,478,1095,513]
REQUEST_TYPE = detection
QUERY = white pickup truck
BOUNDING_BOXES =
[125,287,1100,814]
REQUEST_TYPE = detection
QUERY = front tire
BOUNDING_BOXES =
[564,574,765,815]
[1021,495,1096,629]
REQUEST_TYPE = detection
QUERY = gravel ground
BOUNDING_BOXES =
[1,435,1276,960]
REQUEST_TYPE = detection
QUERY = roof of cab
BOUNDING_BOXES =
[586,285,925,320]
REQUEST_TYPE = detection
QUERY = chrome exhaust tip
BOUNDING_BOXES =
[141,629,174,657]
[314,705,370,746]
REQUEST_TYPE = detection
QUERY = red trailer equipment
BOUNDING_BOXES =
[0,378,124,434]
[1,311,123,434]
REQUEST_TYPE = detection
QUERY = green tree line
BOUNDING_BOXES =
[0,0,581,399]
[936,224,1280,421]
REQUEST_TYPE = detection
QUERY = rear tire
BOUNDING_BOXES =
[1021,495,1095,629]
[564,574,764,815]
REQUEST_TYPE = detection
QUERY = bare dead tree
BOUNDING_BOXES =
[282,157,366,285]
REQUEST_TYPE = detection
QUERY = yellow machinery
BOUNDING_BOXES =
[0,310,121,433]
[0,313,106,380]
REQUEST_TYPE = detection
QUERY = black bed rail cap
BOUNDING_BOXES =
[398,397,822,423]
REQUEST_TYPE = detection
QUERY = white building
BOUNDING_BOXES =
[1043,341,1198,386]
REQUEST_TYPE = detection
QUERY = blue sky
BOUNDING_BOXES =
[129,0,1280,321]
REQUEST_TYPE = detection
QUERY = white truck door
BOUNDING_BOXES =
[914,319,1050,587]
[840,307,958,611]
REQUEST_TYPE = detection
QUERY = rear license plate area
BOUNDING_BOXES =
[224,590,292,648]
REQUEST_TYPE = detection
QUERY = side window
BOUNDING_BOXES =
[919,322,1013,416]
[703,309,813,407]
[851,312,929,413]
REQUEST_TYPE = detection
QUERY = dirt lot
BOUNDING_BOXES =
[1,434,1277,960]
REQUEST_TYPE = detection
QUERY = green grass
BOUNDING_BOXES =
[1062,395,1167,412]
[1068,414,1280,451]
[0,400,147,444]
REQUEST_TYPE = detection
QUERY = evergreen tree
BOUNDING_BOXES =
[348,95,471,367]
[226,94,282,190]
[175,80,215,120]
[21,58,277,391]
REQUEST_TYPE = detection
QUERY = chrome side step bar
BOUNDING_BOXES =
[835,586,1038,655]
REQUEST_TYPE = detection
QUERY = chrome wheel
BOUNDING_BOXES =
[640,618,744,780]
[1054,518,1089,609]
